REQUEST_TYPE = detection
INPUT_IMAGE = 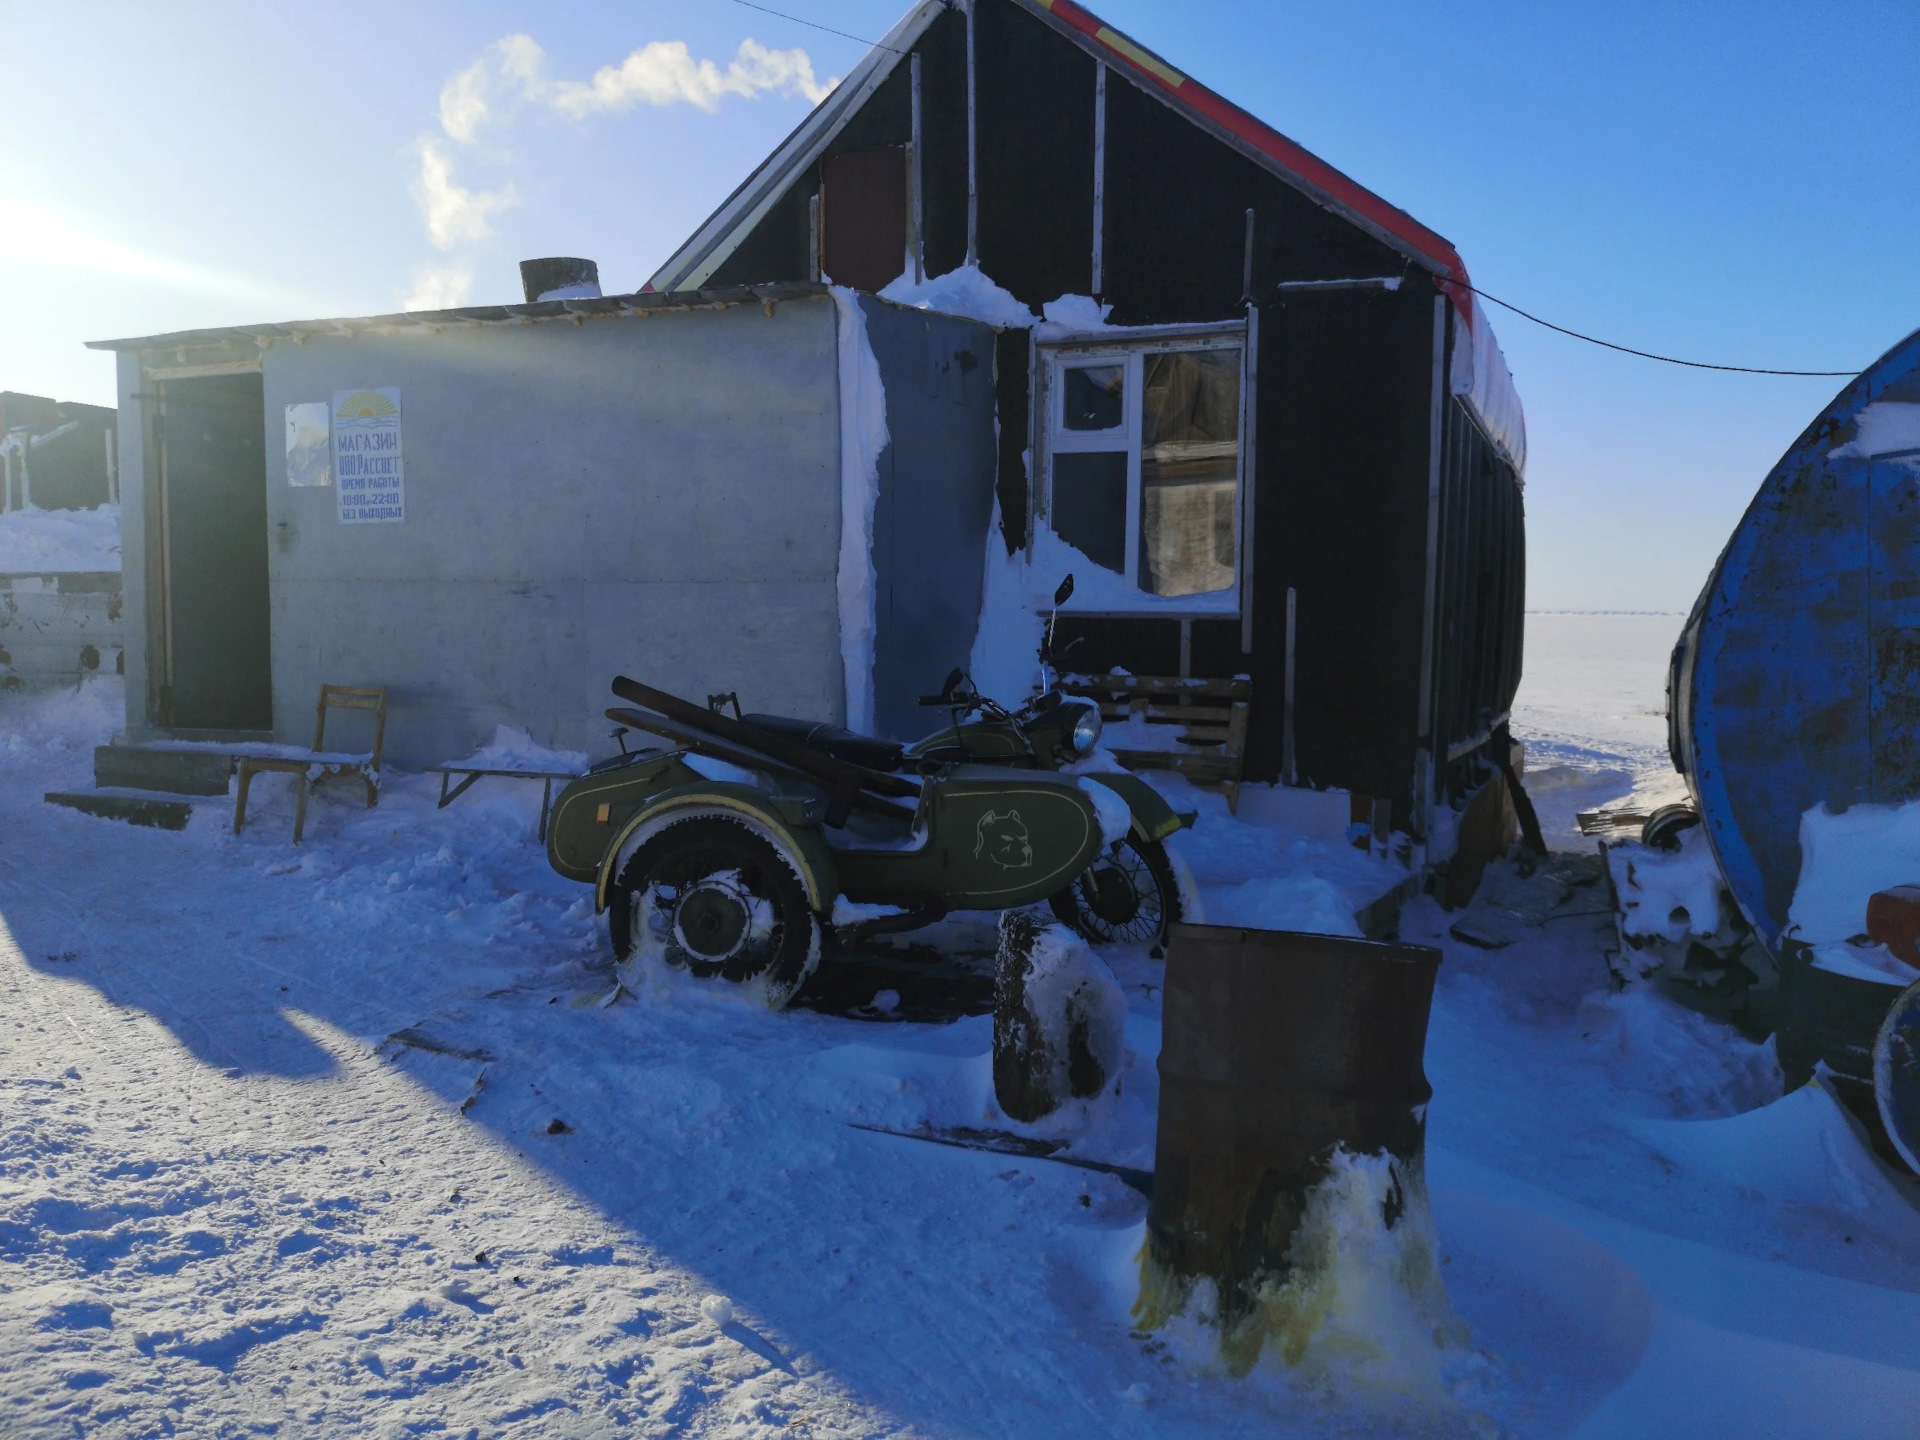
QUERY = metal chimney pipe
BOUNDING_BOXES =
[519,257,601,303]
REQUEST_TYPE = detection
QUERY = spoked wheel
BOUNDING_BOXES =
[607,816,820,1007]
[1050,833,1181,950]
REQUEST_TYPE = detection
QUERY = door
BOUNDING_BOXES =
[157,372,272,732]
[821,147,906,292]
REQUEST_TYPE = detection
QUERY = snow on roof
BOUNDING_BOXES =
[0,503,121,575]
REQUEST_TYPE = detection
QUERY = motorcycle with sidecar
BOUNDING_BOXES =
[545,580,1194,1006]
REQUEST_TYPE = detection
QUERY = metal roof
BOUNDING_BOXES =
[85,282,831,354]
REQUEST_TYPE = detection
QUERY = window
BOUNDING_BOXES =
[1042,339,1244,606]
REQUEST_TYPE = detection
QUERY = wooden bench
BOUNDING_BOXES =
[432,763,583,842]
[1057,672,1253,813]
[233,685,387,843]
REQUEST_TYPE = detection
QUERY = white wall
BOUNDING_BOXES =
[215,295,843,767]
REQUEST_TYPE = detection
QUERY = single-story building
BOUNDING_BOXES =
[0,392,123,688]
[88,0,1526,878]
[89,285,997,762]
[1,391,118,512]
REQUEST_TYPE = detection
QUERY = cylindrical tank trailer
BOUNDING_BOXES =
[1669,324,1920,1150]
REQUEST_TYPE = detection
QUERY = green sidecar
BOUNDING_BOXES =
[546,674,1192,1007]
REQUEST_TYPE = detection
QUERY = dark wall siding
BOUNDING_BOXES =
[919,7,973,278]
[863,299,1000,741]
[1051,616,1243,682]
[993,329,1030,555]
[707,161,816,289]
[1431,389,1526,802]
[1100,68,1406,325]
[974,0,1097,304]
[1054,616,1182,677]
[836,61,913,152]
[1248,282,1435,812]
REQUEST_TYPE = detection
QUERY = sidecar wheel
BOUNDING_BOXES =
[608,816,819,1007]
[1049,833,1181,950]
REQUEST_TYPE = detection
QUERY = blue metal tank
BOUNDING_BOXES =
[1671,327,1920,948]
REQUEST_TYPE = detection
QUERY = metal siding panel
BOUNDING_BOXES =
[862,299,1001,740]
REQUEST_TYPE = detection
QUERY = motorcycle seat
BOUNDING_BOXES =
[740,714,906,774]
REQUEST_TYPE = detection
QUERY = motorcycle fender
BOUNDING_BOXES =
[592,782,839,917]
[1079,771,1189,843]
[547,753,700,883]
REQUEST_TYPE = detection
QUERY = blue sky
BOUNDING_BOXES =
[3,0,1914,611]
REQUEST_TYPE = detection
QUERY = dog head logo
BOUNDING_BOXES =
[974,808,1033,869]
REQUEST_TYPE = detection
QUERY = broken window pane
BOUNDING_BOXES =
[1139,349,1239,597]
[1051,450,1128,573]
[1062,364,1124,431]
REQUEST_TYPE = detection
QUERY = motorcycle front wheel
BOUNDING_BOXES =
[607,815,820,1007]
[1049,834,1181,951]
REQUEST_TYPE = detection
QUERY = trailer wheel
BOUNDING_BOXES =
[608,815,819,1007]
[1050,834,1181,952]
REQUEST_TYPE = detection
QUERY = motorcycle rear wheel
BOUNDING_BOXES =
[1049,834,1181,951]
[608,815,819,1007]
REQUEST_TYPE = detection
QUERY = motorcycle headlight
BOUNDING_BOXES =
[1068,702,1103,755]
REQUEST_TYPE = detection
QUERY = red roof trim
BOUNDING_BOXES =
[1028,0,1474,321]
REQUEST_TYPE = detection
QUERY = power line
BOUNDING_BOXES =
[728,0,907,54]
[1456,281,1860,378]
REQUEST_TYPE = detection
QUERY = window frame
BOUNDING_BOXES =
[1035,320,1249,616]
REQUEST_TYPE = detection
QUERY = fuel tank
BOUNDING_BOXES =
[1671,326,1920,947]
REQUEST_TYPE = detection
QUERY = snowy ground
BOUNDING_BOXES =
[2,617,1918,1437]
[1510,612,1691,846]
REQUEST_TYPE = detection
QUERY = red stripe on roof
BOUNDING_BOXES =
[1031,0,1475,322]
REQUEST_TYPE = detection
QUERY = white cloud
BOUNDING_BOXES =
[435,33,835,141]
[437,55,495,145]
[403,262,474,312]
[411,139,517,250]
[411,31,832,286]
[549,37,835,117]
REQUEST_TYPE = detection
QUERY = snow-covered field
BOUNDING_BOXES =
[1511,612,1691,846]
[2,616,1917,1437]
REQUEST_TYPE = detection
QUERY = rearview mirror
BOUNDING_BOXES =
[919,667,974,707]
[1054,574,1075,607]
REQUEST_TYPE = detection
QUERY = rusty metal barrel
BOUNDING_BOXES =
[1144,923,1442,1336]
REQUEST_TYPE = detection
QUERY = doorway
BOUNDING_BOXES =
[152,372,272,733]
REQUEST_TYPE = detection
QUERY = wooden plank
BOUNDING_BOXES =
[1061,673,1251,700]
[1060,671,1251,815]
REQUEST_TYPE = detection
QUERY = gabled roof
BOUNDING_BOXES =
[649,0,1475,315]
[1020,0,1474,310]
[647,2,950,294]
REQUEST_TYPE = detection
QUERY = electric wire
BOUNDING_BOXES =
[1453,280,1860,377]
[728,0,907,54]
